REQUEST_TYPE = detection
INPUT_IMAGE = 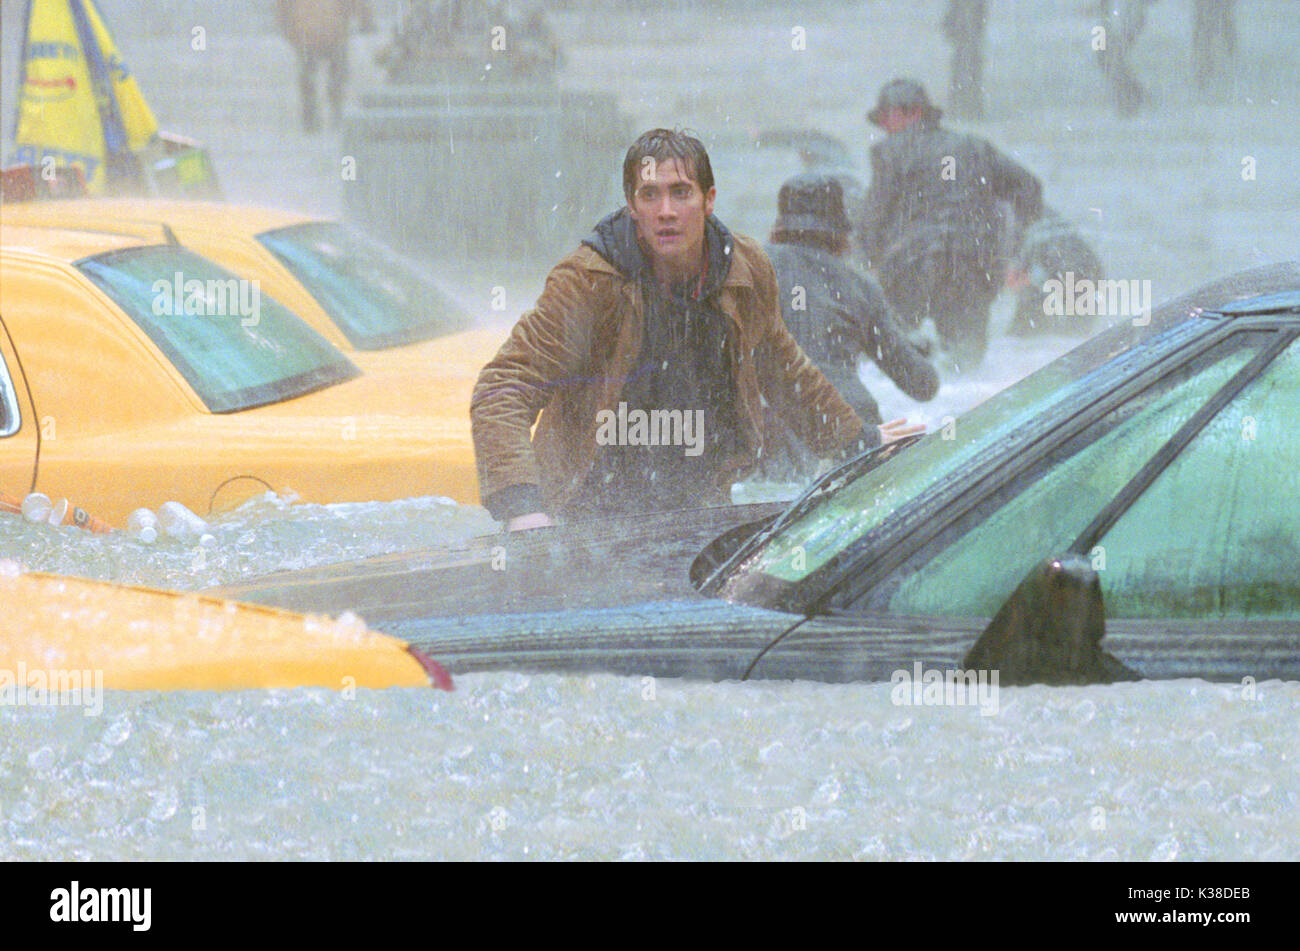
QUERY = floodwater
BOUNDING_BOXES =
[3,0,1299,859]
[4,674,1296,861]
[4,330,1297,861]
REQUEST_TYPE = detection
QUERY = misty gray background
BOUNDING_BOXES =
[3,0,1297,313]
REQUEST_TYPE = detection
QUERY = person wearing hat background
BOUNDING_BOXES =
[762,172,940,478]
[857,78,1043,369]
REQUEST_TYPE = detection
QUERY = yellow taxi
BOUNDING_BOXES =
[0,198,510,380]
[0,224,482,524]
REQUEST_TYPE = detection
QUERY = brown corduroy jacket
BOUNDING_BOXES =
[470,231,869,520]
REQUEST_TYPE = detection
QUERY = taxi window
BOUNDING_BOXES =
[257,223,471,350]
[77,246,359,413]
[0,346,20,437]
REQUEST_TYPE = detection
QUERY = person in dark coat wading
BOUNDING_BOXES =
[763,172,939,477]
[856,78,1043,370]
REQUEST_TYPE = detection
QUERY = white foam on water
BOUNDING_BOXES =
[2,676,1295,860]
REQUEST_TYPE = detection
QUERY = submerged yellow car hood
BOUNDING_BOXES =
[0,564,448,691]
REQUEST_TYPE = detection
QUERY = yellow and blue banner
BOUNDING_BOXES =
[10,0,158,193]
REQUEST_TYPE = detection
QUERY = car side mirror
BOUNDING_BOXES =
[963,553,1142,686]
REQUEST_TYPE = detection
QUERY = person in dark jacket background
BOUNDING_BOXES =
[1006,205,1105,336]
[764,172,939,477]
[856,78,1043,369]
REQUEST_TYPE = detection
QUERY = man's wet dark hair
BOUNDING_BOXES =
[622,128,714,203]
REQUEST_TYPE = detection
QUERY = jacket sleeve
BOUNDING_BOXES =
[986,141,1043,226]
[749,246,874,456]
[470,256,605,514]
[851,268,941,402]
[856,146,893,269]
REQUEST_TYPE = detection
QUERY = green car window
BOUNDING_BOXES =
[1096,337,1300,617]
[750,319,1206,585]
[78,246,359,413]
[884,336,1260,617]
[257,223,471,350]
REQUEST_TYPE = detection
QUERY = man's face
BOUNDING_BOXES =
[880,106,924,133]
[628,158,716,276]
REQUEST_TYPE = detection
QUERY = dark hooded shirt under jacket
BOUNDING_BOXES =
[571,208,743,515]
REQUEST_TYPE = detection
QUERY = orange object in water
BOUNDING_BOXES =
[1,490,113,533]
[56,498,114,534]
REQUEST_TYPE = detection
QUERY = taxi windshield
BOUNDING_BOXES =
[78,245,359,413]
[257,222,471,350]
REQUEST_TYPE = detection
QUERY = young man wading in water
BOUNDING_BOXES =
[471,129,923,531]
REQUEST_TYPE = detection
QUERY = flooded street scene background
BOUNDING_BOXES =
[2,0,1298,860]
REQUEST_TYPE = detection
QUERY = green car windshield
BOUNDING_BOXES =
[743,316,1206,587]
[257,222,471,350]
[78,245,359,413]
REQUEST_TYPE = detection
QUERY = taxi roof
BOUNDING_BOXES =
[0,222,154,262]
[1,197,315,239]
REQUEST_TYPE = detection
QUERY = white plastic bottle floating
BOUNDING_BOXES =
[47,497,69,526]
[20,492,52,524]
[126,507,159,544]
[157,501,209,541]
[21,492,112,534]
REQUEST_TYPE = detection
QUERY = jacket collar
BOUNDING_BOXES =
[581,208,753,291]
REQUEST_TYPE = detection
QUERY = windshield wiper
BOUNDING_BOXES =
[696,433,924,597]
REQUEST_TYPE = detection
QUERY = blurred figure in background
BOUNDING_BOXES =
[857,78,1042,370]
[277,0,376,132]
[1092,0,1157,117]
[1192,0,1237,95]
[763,173,939,478]
[1005,206,1105,337]
[942,0,989,120]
